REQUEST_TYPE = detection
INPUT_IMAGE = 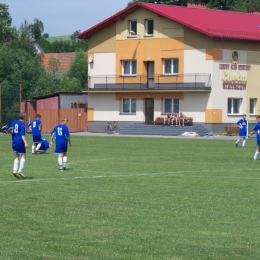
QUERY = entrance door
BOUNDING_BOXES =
[147,62,154,88]
[145,98,154,124]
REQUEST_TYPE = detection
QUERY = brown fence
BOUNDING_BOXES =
[35,108,87,133]
[37,110,58,133]
[59,108,87,133]
[23,101,87,133]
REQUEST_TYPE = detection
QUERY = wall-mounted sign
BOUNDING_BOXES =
[219,64,229,69]
[231,50,239,64]
[222,71,247,90]
[238,65,251,70]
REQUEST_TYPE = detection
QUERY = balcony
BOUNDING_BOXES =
[87,74,211,91]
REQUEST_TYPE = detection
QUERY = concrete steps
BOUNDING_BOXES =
[108,123,210,136]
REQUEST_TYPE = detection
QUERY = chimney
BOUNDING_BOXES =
[187,2,207,9]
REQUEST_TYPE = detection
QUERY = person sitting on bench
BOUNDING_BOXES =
[163,112,173,126]
[179,112,186,127]
[172,113,179,127]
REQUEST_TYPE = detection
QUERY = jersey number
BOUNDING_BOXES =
[58,127,63,136]
[14,124,19,133]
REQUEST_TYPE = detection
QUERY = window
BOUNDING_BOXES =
[122,98,136,114]
[163,59,179,74]
[163,98,179,114]
[145,19,153,36]
[250,98,257,115]
[129,20,137,36]
[228,98,241,114]
[122,60,136,75]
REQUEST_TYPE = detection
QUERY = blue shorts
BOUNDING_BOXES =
[239,128,247,137]
[12,145,26,154]
[33,135,42,143]
[55,146,68,154]
[257,140,260,147]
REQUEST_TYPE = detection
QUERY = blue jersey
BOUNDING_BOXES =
[237,118,247,137]
[8,120,26,148]
[236,119,247,129]
[51,124,70,147]
[253,122,260,141]
[28,119,42,137]
[40,139,49,151]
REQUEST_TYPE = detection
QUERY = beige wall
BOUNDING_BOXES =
[247,52,260,118]
[116,8,184,41]
[88,23,116,53]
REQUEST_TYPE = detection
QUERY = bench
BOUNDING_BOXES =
[224,126,239,135]
[151,117,193,125]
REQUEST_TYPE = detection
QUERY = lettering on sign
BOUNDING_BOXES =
[231,65,237,70]
[219,64,229,69]
[222,71,247,90]
[238,65,251,70]
[223,83,246,90]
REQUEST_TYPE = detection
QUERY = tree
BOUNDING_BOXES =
[59,76,82,92]
[71,30,81,41]
[0,44,46,99]
[42,33,49,39]
[127,0,208,7]
[48,56,61,80]
[29,18,44,40]
[0,3,14,43]
[207,0,235,10]
[67,50,88,89]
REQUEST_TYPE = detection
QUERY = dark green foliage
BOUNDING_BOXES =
[29,18,44,40]
[42,33,49,39]
[38,37,88,53]
[0,44,45,100]
[127,0,260,11]
[0,3,15,43]
[0,82,20,124]
[67,50,88,90]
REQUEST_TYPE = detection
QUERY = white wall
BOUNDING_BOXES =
[89,93,145,121]
[88,53,116,88]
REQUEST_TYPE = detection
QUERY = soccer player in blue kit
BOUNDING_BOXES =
[49,118,72,170]
[36,138,49,154]
[28,114,42,154]
[248,115,260,160]
[8,114,29,178]
[235,114,247,148]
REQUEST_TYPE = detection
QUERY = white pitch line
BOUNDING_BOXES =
[0,168,260,184]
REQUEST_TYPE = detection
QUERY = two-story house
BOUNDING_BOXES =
[78,2,260,133]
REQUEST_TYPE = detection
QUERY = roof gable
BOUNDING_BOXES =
[78,2,260,41]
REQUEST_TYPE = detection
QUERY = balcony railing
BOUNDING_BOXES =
[87,74,211,90]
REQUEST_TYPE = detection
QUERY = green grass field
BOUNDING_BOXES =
[1,134,260,260]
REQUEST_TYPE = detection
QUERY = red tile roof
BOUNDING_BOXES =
[78,2,260,41]
[41,53,75,70]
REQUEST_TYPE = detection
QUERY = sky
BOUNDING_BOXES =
[3,0,129,37]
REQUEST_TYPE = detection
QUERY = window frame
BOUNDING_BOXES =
[163,59,179,75]
[145,19,154,36]
[228,98,242,115]
[250,98,257,115]
[163,98,179,114]
[122,60,137,76]
[129,20,137,37]
[122,98,136,114]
